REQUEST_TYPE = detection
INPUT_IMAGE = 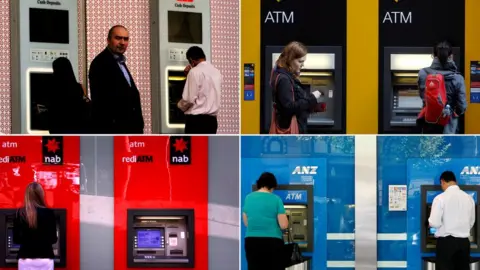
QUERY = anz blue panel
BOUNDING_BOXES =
[377,136,480,269]
[241,136,355,270]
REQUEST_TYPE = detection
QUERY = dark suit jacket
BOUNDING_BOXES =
[13,207,58,259]
[89,48,144,134]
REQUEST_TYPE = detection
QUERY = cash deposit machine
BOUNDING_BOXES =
[263,47,344,134]
[11,0,80,134]
[151,0,211,134]
[0,209,67,268]
[380,47,461,133]
[252,184,313,252]
[127,209,195,268]
[420,185,480,266]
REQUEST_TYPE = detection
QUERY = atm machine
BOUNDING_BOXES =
[421,185,480,264]
[151,0,211,134]
[127,209,195,268]
[0,208,67,268]
[380,47,461,134]
[252,184,314,252]
[262,46,345,134]
[10,0,80,134]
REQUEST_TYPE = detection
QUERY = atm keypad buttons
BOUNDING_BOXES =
[168,48,188,62]
[30,49,70,62]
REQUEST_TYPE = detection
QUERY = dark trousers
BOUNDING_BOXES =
[184,114,218,134]
[245,237,284,270]
[436,236,470,270]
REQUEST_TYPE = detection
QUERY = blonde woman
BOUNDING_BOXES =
[13,183,57,270]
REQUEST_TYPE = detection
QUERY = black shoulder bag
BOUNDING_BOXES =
[282,228,304,267]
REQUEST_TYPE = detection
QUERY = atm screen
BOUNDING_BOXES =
[397,90,423,109]
[168,11,202,44]
[167,70,186,125]
[30,72,53,131]
[137,229,163,248]
[29,8,69,44]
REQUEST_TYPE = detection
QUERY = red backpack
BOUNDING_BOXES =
[418,68,450,126]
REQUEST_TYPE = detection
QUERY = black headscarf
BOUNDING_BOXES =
[52,57,78,90]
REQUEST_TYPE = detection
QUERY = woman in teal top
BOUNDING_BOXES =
[242,172,289,270]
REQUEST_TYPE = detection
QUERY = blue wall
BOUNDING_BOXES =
[240,136,355,270]
[377,136,480,270]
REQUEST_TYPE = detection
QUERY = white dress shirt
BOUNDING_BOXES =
[428,185,475,238]
[182,61,222,116]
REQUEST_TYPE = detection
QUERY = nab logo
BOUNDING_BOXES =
[170,136,191,165]
[292,166,318,175]
[286,192,303,200]
[42,136,63,165]
[0,156,26,163]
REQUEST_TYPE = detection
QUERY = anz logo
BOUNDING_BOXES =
[460,166,480,175]
[292,166,318,175]
[286,192,303,200]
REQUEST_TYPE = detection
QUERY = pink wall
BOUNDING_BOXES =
[0,0,239,134]
[0,0,11,134]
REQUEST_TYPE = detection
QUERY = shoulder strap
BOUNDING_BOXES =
[424,67,434,75]
[271,70,295,102]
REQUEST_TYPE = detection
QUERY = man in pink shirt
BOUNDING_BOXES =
[177,46,222,134]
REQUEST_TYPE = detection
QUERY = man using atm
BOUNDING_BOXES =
[428,171,475,270]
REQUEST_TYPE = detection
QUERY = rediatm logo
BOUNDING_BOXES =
[169,136,191,165]
[292,166,318,175]
[0,156,26,163]
[122,155,154,163]
[42,136,63,165]
[460,166,480,175]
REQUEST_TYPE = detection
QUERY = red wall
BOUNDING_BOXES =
[113,136,209,270]
[0,136,80,270]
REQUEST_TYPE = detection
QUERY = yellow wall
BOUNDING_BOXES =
[240,0,261,134]
[465,0,480,133]
[346,0,378,134]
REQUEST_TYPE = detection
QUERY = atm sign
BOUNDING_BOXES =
[274,190,308,204]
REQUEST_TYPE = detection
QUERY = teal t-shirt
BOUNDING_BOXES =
[243,191,286,239]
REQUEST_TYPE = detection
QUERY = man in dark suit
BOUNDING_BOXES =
[89,25,144,134]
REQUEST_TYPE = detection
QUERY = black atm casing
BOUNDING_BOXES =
[127,209,195,268]
[0,208,67,268]
[380,47,462,134]
[420,185,480,253]
[262,46,345,134]
[251,184,314,252]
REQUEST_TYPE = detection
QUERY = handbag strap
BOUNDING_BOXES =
[271,69,295,105]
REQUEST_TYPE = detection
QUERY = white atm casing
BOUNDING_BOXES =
[154,0,211,134]
[11,0,79,134]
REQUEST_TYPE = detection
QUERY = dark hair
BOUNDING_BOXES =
[440,170,456,183]
[434,41,453,67]
[108,25,128,40]
[256,172,278,190]
[22,182,47,229]
[186,46,206,61]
